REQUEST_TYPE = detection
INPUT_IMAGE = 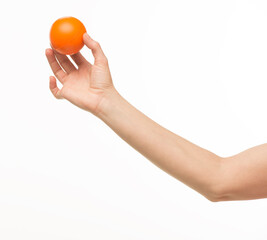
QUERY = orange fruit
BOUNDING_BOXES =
[49,16,86,55]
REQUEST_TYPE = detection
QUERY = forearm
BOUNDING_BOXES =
[96,89,223,201]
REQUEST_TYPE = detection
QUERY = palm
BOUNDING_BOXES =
[45,33,113,114]
[62,63,112,112]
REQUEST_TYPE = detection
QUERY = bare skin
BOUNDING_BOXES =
[45,33,267,202]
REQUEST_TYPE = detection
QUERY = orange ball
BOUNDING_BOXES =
[50,16,86,55]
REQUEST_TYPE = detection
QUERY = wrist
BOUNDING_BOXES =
[94,87,123,119]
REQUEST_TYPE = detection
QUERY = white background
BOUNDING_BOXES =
[1,0,267,239]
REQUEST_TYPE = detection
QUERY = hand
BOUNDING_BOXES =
[45,33,115,115]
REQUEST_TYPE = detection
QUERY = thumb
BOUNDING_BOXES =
[83,33,107,64]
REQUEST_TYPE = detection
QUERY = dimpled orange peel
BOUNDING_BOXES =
[49,16,86,55]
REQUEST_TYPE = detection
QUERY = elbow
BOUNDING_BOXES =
[204,158,232,202]
[205,184,231,202]
[205,189,229,202]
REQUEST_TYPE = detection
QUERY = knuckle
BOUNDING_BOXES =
[61,59,69,65]
[60,88,68,99]
[51,90,58,99]
[60,88,66,97]
[101,56,108,64]
[93,41,100,48]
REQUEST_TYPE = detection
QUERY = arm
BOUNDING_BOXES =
[98,91,267,201]
[97,89,223,202]
[218,144,267,201]
[45,33,267,202]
